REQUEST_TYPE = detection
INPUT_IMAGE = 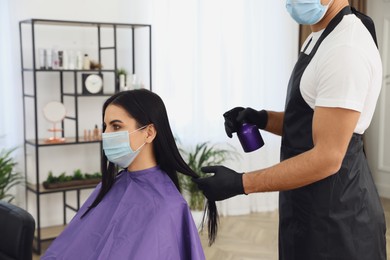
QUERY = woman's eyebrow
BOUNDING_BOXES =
[109,119,123,124]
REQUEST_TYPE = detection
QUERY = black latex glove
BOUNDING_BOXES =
[192,165,245,201]
[223,107,245,138]
[223,107,268,138]
[237,108,268,130]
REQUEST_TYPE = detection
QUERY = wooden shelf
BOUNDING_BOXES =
[37,225,67,241]
[27,182,97,194]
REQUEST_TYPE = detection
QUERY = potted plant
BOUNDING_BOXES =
[43,169,102,189]
[0,147,23,202]
[117,68,127,90]
[179,142,238,212]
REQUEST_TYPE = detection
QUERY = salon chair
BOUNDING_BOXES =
[0,201,35,260]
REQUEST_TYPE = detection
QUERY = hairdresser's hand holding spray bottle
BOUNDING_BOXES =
[193,107,267,201]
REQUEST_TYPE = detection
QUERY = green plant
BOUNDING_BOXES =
[117,68,127,76]
[0,148,23,202]
[72,169,84,180]
[179,142,238,211]
[44,170,102,184]
[85,172,102,179]
[46,171,57,183]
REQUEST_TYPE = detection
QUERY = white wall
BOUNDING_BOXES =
[7,0,153,227]
[366,0,390,198]
[10,0,386,230]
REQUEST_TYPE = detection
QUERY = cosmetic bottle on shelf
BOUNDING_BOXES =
[83,54,90,70]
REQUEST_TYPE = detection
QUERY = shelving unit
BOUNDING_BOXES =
[19,19,151,254]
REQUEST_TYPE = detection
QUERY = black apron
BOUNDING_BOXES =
[279,6,386,260]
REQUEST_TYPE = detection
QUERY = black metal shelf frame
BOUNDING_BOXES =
[19,18,152,254]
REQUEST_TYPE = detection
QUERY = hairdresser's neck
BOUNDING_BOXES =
[311,0,349,32]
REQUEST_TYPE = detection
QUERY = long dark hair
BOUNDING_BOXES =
[81,89,218,245]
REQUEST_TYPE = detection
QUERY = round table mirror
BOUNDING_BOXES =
[43,101,66,143]
[43,101,66,122]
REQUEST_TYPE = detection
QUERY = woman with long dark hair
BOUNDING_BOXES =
[42,89,218,259]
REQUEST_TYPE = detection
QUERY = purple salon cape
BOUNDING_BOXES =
[42,166,205,260]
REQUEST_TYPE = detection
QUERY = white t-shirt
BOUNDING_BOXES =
[300,14,382,134]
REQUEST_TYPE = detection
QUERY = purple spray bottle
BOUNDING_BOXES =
[237,122,264,153]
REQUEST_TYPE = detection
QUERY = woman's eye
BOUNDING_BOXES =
[113,125,121,130]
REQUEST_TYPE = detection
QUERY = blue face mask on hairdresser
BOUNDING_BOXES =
[102,126,147,168]
[286,0,333,25]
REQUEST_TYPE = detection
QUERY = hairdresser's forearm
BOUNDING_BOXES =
[264,111,284,136]
[243,147,339,193]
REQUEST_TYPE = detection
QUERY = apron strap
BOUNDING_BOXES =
[308,6,352,56]
[307,6,378,55]
[351,7,378,48]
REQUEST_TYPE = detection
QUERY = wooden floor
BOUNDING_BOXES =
[34,198,390,259]
[199,211,279,260]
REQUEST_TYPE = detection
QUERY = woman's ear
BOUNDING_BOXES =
[145,124,157,143]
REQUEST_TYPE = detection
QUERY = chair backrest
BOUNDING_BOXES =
[0,201,35,260]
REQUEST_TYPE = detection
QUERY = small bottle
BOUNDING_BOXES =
[68,50,75,70]
[52,48,59,69]
[62,50,69,70]
[38,48,46,69]
[83,54,90,70]
[237,122,264,153]
[119,74,125,89]
[76,51,83,70]
[46,49,53,70]
[98,128,102,140]
[58,50,63,69]
[93,125,99,140]
[131,74,139,89]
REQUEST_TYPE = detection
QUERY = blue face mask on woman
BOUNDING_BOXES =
[102,126,147,168]
[286,0,333,25]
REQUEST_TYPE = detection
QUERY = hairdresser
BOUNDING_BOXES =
[193,0,386,259]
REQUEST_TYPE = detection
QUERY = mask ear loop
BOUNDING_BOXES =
[318,0,334,20]
[128,125,148,135]
[134,142,146,152]
[129,124,150,151]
